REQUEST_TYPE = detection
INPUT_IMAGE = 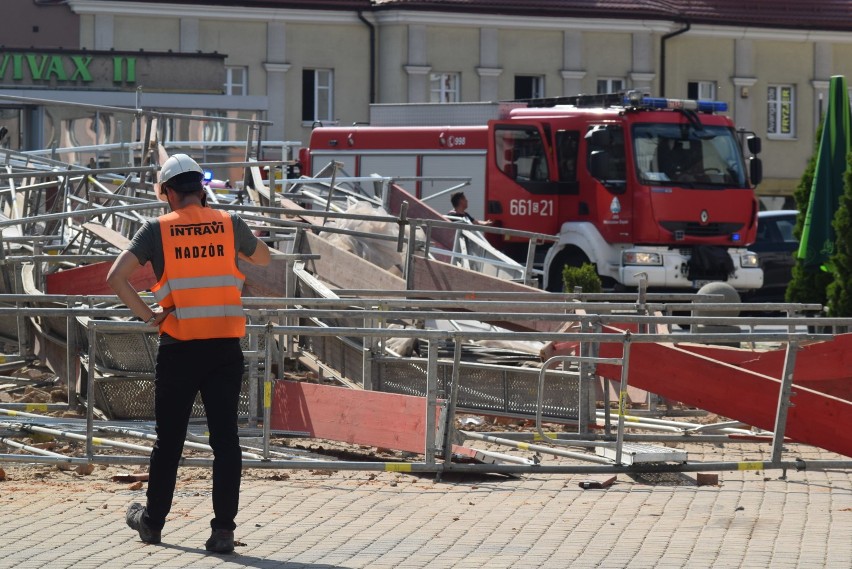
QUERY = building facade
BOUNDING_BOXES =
[2,0,852,201]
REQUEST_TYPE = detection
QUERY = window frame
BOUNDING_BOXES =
[767,84,796,139]
[302,68,335,125]
[688,80,717,101]
[224,66,248,96]
[430,72,460,103]
[514,75,545,100]
[596,78,625,95]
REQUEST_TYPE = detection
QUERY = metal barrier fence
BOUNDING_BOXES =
[1,294,851,477]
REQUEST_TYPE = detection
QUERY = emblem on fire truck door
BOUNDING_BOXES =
[610,197,621,216]
[700,209,709,224]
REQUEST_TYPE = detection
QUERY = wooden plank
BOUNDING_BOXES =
[410,256,564,333]
[238,254,288,298]
[82,221,131,250]
[270,380,438,454]
[299,231,407,291]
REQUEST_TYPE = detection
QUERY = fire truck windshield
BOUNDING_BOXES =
[632,123,747,188]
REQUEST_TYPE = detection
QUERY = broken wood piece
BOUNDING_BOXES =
[578,475,617,489]
[111,472,150,483]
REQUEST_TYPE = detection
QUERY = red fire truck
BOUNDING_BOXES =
[300,92,764,292]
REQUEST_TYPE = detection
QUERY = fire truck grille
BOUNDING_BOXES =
[660,221,743,237]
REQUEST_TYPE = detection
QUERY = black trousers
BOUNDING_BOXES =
[142,337,244,532]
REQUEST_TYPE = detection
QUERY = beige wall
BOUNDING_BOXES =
[582,32,632,94]
[286,23,371,143]
[499,29,564,98]
[113,17,181,52]
[751,41,815,193]
[668,37,735,102]
[200,20,268,94]
[425,26,480,100]
[377,25,408,103]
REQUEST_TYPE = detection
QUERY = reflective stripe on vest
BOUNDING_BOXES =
[151,206,246,340]
[153,275,245,302]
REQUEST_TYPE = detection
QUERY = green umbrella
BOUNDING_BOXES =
[798,75,852,271]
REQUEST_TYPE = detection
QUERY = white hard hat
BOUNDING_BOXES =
[159,153,203,186]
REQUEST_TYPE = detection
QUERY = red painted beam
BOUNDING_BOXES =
[45,261,156,295]
[675,334,852,401]
[594,340,852,458]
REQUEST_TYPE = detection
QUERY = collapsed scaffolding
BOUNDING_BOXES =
[1,286,851,477]
[0,94,851,480]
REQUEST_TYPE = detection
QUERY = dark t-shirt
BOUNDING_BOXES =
[127,212,258,279]
[446,210,476,224]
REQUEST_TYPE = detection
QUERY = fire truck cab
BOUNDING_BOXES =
[303,92,764,292]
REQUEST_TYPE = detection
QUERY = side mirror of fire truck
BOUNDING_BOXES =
[746,135,762,155]
[749,157,763,187]
[589,150,610,180]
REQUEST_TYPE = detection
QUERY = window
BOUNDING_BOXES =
[555,130,580,183]
[224,66,248,96]
[430,73,460,103]
[587,125,625,181]
[632,123,747,188]
[767,85,795,138]
[688,81,716,100]
[515,75,544,100]
[302,69,334,123]
[494,126,548,183]
[597,78,624,94]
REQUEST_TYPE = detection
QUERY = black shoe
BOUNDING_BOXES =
[205,528,235,553]
[126,502,161,544]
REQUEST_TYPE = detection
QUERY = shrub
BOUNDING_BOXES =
[562,262,602,293]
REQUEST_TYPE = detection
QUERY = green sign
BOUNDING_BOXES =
[0,52,136,85]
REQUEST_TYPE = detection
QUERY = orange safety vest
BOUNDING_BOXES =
[151,205,246,340]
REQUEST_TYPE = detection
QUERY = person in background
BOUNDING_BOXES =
[107,153,270,554]
[446,191,492,225]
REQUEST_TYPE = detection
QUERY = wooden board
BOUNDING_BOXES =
[271,380,438,454]
[298,231,407,291]
[82,221,132,250]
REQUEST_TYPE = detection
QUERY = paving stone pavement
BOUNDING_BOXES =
[0,442,850,568]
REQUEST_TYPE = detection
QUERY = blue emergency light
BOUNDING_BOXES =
[203,170,214,182]
[624,93,728,113]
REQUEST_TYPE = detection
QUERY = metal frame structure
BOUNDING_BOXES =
[0,293,850,478]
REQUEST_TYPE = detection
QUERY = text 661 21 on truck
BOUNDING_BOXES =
[300,91,764,293]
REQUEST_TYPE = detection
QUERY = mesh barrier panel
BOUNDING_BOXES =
[95,331,158,373]
[376,359,581,420]
[299,335,585,422]
[92,373,252,420]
